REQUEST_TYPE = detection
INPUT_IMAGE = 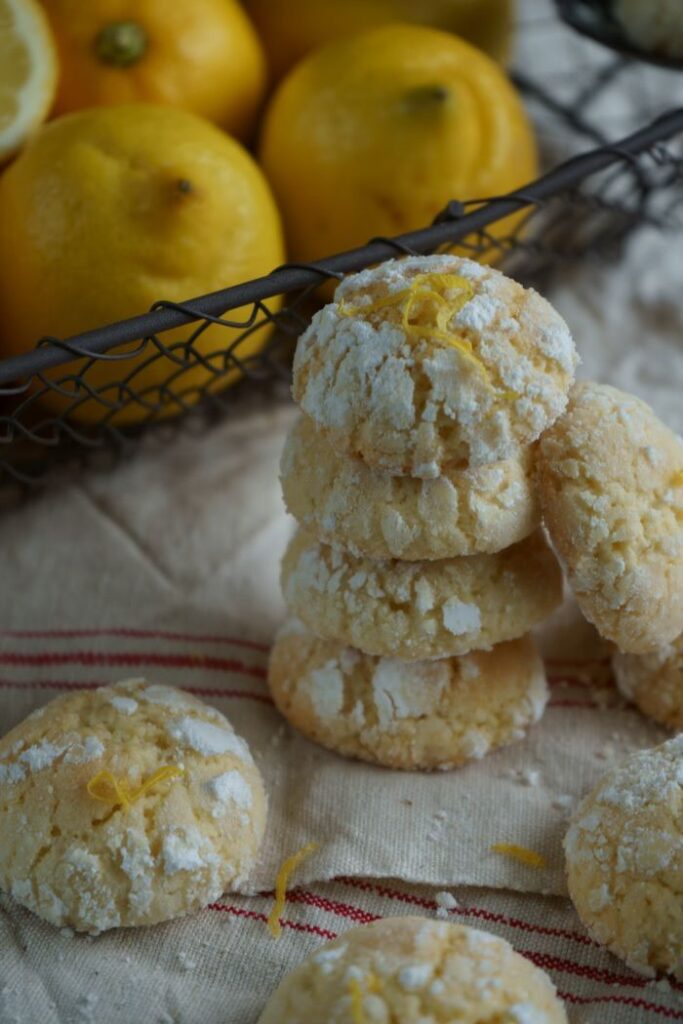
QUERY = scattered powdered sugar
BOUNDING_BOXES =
[455,293,500,331]
[434,890,459,918]
[177,951,198,972]
[442,598,481,636]
[0,733,104,784]
[205,770,252,817]
[398,963,433,991]
[63,736,105,764]
[162,826,219,875]
[508,1003,548,1024]
[106,694,138,715]
[168,716,253,765]
[116,829,154,915]
[308,660,345,721]
[16,740,66,773]
[142,685,198,710]
[312,943,348,974]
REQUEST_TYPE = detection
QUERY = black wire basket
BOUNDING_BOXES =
[1,39,682,497]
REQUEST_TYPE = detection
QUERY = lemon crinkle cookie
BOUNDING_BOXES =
[281,415,540,560]
[614,0,683,60]
[268,621,548,769]
[614,635,683,730]
[565,734,683,977]
[538,381,683,654]
[281,527,562,660]
[292,254,578,476]
[257,916,567,1023]
[0,678,267,933]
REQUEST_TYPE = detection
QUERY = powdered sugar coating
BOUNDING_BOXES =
[281,528,562,660]
[256,917,566,1023]
[538,382,683,653]
[0,678,266,934]
[281,416,540,560]
[168,716,254,765]
[564,734,683,977]
[613,635,683,729]
[292,255,577,475]
[268,622,548,770]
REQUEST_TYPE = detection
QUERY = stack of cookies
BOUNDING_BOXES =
[268,254,579,770]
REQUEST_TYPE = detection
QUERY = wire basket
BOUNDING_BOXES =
[1,34,682,497]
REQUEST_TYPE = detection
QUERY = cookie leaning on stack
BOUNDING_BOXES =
[268,254,577,770]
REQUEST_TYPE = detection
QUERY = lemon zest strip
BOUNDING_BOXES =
[347,971,381,1024]
[348,977,366,1024]
[491,843,547,869]
[337,272,494,383]
[267,841,319,939]
[87,765,185,811]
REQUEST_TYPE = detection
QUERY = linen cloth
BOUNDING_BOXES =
[0,373,681,1024]
[3,5,683,1021]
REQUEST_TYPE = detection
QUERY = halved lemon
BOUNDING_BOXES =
[0,0,58,162]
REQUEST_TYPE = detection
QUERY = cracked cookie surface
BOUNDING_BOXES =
[281,415,540,560]
[564,734,683,977]
[538,381,683,654]
[614,635,683,730]
[292,254,577,476]
[257,916,567,1023]
[268,621,548,770]
[0,678,266,933]
[281,527,563,660]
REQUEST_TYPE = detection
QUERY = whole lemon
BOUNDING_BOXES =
[246,0,514,82]
[0,104,284,425]
[40,0,267,141]
[259,24,537,266]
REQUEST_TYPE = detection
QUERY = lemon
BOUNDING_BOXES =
[246,0,514,82]
[40,0,267,141]
[0,105,284,425]
[259,24,537,266]
[0,0,58,161]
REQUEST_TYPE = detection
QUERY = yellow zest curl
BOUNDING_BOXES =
[338,272,493,383]
[348,977,365,1024]
[267,841,319,939]
[348,972,381,1024]
[491,843,547,869]
[87,764,185,811]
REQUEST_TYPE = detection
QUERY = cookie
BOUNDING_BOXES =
[564,734,683,977]
[268,621,548,770]
[615,0,683,60]
[0,679,267,934]
[281,415,540,560]
[292,254,577,476]
[281,527,562,660]
[257,916,567,1023]
[538,381,683,654]
[614,636,683,730]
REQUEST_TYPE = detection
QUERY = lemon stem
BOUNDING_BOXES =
[95,21,148,67]
[404,84,451,108]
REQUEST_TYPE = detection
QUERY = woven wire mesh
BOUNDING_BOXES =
[1,13,682,495]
